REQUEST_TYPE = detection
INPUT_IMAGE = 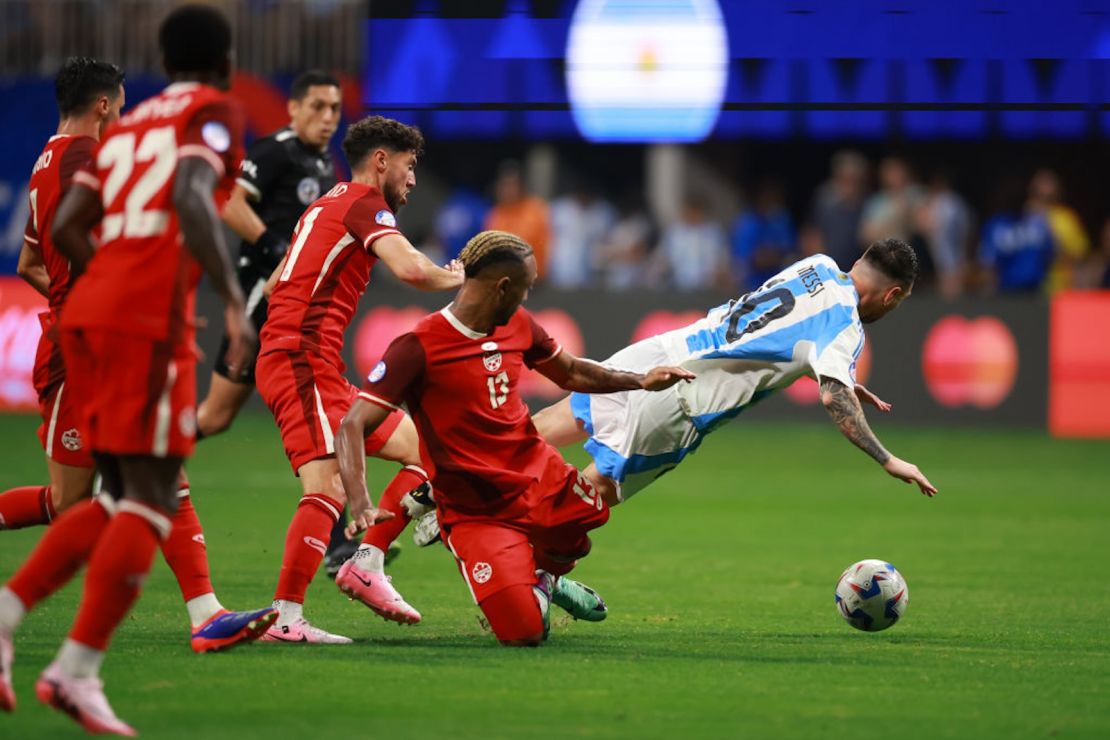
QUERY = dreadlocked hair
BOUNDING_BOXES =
[458,231,534,278]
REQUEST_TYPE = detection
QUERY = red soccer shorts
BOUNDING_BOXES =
[59,328,197,459]
[442,462,610,605]
[256,349,404,473]
[36,380,94,468]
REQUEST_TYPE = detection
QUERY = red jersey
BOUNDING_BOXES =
[24,134,97,314]
[260,182,401,370]
[359,306,564,522]
[24,134,97,393]
[61,82,244,344]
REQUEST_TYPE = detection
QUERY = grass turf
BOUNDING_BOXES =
[1,412,1108,739]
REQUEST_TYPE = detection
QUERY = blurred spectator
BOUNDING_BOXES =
[654,195,730,291]
[434,187,489,262]
[916,171,972,299]
[811,150,869,270]
[1084,218,1110,289]
[860,155,926,245]
[977,180,1054,295]
[548,178,616,289]
[484,161,551,277]
[595,192,656,291]
[1026,169,1090,294]
[731,179,795,290]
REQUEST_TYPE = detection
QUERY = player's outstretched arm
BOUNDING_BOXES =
[173,158,256,376]
[373,233,464,291]
[820,377,937,497]
[336,398,396,536]
[16,242,50,298]
[538,351,695,394]
[223,183,289,268]
[51,184,103,278]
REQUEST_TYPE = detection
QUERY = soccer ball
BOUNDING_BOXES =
[834,559,909,632]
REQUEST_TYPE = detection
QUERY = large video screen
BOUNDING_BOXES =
[365,0,1110,140]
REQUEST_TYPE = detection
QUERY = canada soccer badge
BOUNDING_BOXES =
[481,341,502,372]
[472,561,493,584]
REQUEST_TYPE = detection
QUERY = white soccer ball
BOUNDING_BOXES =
[835,559,909,632]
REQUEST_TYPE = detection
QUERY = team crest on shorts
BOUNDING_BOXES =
[375,209,397,227]
[297,177,321,205]
[178,407,197,438]
[482,351,502,372]
[60,428,82,451]
[472,561,493,584]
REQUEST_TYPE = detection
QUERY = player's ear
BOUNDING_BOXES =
[883,284,903,306]
[287,98,299,119]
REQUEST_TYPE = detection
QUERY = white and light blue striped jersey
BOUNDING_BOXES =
[655,254,864,432]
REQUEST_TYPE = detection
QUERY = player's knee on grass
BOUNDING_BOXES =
[481,584,546,647]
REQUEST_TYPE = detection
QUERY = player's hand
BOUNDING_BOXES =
[222,304,258,380]
[345,503,397,539]
[883,456,937,497]
[640,366,696,391]
[854,383,892,412]
[443,258,465,287]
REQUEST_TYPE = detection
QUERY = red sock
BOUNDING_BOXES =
[360,466,425,550]
[160,494,214,603]
[273,493,341,603]
[0,485,56,529]
[6,497,110,610]
[69,502,171,651]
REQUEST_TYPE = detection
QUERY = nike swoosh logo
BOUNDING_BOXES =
[303,536,327,556]
[348,570,376,588]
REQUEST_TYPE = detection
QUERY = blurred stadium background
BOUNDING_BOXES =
[1,0,1108,437]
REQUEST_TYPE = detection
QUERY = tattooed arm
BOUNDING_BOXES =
[820,377,938,497]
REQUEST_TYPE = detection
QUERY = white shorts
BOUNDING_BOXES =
[569,336,703,500]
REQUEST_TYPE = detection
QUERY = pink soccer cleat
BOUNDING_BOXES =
[335,560,422,625]
[0,631,14,712]
[258,617,352,644]
[35,662,136,736]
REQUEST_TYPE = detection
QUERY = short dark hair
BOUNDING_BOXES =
[290,70,340,101]
[862,238,919,288]
[458,231,533,278]
[159,4,232,75]
[54,57,125,117]
[341,116,424,170]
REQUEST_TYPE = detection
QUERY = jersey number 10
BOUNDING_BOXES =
[724,287,796,342]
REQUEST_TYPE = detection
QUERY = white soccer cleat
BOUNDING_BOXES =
[35,662,136,736]
[412,510,441,547]
[259,617,352,644]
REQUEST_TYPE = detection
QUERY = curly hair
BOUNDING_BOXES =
[457,230,534,278]
[342,116,424,169]
[159,4,232,75]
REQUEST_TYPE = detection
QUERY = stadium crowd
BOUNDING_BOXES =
[426,152,1110,297]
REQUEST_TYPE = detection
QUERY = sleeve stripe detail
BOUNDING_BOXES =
[363,229,401,250]
[72,170,101,190]
[236,177,261,200]
[178,145,225,176]
[24,235,40,245]
[534,344,563,365]
[357,391,401,411]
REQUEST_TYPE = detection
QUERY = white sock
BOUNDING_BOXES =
[0,588,27,634]
[56,639,104,679]
[185,593,224,628]
[273,599,303,628]
[352,545,384,574]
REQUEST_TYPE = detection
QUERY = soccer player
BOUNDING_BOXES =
[195,69,363,575]
[0,6,268,734]
[531,239,938,506]
[0,54,273,668]
[336,231,694,647]
[255,115,463,643]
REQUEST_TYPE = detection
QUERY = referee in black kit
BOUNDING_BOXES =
[197,70,367,573]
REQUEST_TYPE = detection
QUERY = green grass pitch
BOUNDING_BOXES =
[1,412,1108,739]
